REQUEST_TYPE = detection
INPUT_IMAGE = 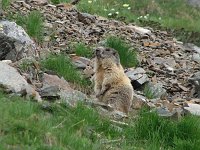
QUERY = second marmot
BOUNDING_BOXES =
[94,47,133,114]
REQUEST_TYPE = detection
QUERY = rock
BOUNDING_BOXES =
[147,82,167,99]
[192,53,200,63]
[187,0,200,7]
[71,56,91,69]
[28,0,48,6]
[188,72,200,98]
[77,12,96,24]
[184,43,200,53]
[184,103,200,116]
[126,67,149,88]
[40,73,88,106]
[156,107,184,119]
[0,20,37,61]
[0,61,41,101]
[132,92,148,109]
[127,25,151,35]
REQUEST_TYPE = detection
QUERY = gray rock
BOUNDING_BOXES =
[184,43,200,54]
[40,73,88,106]
[126,67,149,86]
[187,0,200,7]
[184,103,200,116]
[156,107,184,119]
[72,57,91,69]
[132,92,148,109]
[188,71,200,98]
[126,25,151,35]
[0,20,37,61]
[192,53,200,63]
[0,61,41,101]
[147,82,167,99]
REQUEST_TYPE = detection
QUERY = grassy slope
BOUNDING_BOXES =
[77,0,200,32]
[0,92,200,149]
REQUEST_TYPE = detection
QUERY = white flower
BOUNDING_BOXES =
[115,11,119,15]
[159,17,161,20]
[104,8,107,11]
[144,16,148,19]
[123,4,129,7]
[146,14,149,16]
[88,1,92,3]
[128,7,131,10]
[111,8,115,11]
[139,16,143,19]
[108,13,112,16]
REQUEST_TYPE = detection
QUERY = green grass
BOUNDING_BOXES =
[77,0,200,32]
[1,0,10,10]
[41,54,91,90]
[50,0,70,4]
[74,43,93,58]
[0,92,108,149]
[0,91,200,149]
[26,11,44,42]
[15,11,44,42]
[106,36,138,68]
[143,84,156,99]
[126,109,200,149]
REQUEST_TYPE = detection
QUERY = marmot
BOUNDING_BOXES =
[94,47,133,114]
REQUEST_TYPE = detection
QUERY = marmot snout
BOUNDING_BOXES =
[94,47,133,114]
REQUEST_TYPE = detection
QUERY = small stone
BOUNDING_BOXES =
[126,67,149,88]
[127,25,151,35]
[184,103,200,116]
[147,82,167,99]
[132,92,148,109]
[192,53,200,63]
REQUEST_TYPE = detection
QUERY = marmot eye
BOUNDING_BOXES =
[105,49,110,51]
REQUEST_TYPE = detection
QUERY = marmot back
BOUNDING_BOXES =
[94,47,133,114]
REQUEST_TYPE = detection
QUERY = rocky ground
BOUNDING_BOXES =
[0,0,200,119]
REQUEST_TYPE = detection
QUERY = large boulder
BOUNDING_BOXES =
[0,20,38,61]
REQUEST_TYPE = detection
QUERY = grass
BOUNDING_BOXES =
[75,0,200,45]
[50,0,70,4]
[126,109,200,149]
[26,11,44,42]
[41,54,91,90]
[74,43,93,58]
[0,91,200,149]
[1,0,10,10]
[143,84,156,99]
[106,36,138,68]
[77,0,200,32]
[15,11,44,42]
[0,92,108,149]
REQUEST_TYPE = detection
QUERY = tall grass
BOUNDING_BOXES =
[2,0,10,10]
[106,36,138,68]
[125,109,200,149]
[41,54,91,89]
[26,11,44,42]
[0,91,199,150]
[15,11,44,42]
[74,43,93,58]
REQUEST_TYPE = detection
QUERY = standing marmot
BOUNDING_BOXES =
[94,47,133,114]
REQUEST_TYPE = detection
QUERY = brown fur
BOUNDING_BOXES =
[94,47,133,114]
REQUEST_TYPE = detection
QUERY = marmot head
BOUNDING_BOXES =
[95,47,120,65]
